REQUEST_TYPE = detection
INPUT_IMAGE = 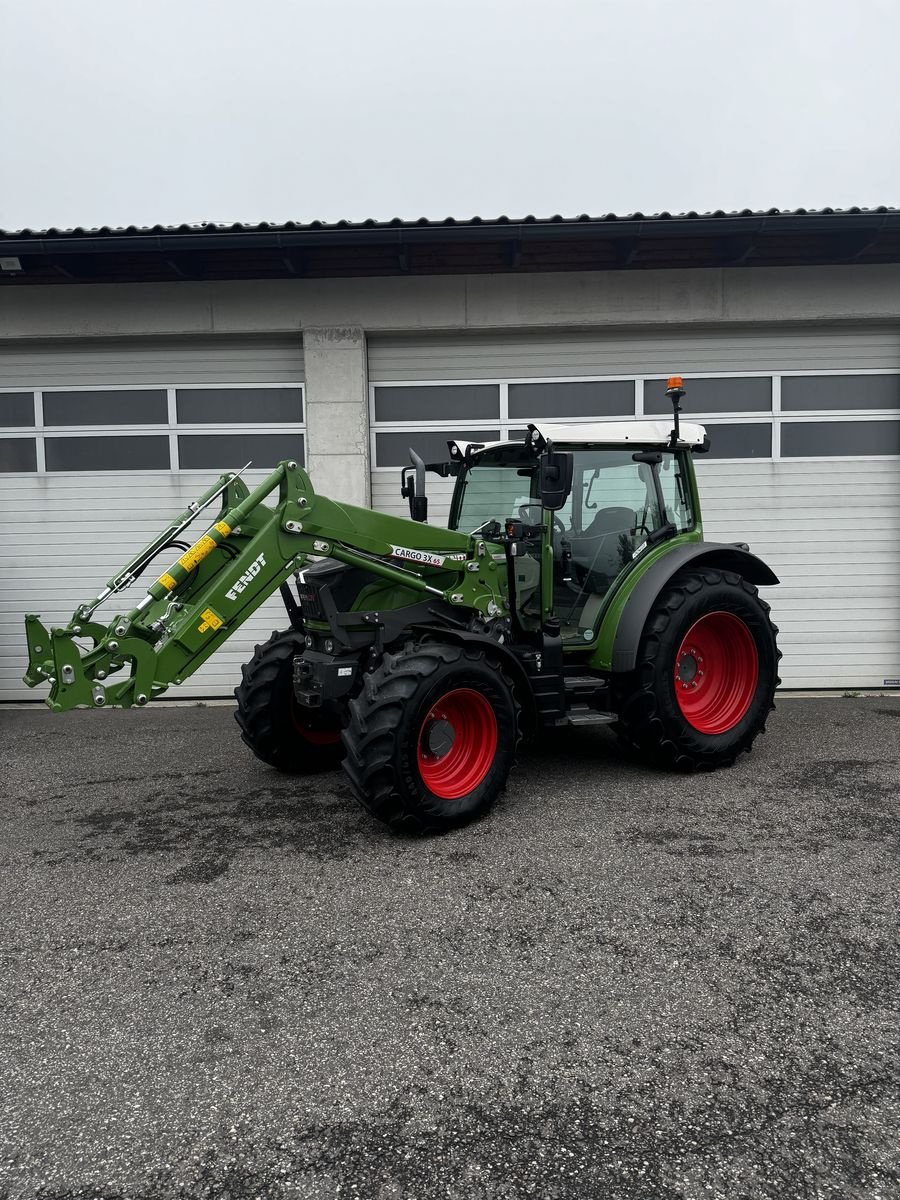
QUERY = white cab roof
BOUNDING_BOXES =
[530,420,707,447]
[453,419,707,457]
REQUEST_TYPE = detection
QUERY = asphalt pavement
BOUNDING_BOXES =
[1,696,899,1200]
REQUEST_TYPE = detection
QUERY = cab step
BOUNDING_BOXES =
[564,674,608,696]
[565,704,617,727]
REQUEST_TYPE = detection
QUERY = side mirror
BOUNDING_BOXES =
[400,449,429,522]
[538,448,574,512]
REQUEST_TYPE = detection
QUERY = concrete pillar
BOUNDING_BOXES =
[301,325,370,507]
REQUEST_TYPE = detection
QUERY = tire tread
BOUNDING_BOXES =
[342,640,520,834]
[615,567,782,772]
[234,629,343,773]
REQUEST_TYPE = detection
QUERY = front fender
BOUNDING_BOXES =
[608,542,779,674]
[410,624,536,725]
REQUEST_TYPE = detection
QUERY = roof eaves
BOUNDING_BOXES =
[2,204,898,244]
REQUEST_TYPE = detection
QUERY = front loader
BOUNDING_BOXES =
[23,379,781,834]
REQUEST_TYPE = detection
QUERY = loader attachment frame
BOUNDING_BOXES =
[24,460,509,712]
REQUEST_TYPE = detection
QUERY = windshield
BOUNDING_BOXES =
[451,461,537,533]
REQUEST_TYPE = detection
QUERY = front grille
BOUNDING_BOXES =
[297,584,325,622]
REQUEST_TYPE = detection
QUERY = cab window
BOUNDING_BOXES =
[453,463,535,532]
[554,449,687,640]
[658,453,694,531]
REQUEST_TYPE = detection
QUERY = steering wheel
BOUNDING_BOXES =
[518,504,566,537]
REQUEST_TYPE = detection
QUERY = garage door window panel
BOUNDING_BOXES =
[704,423,772,459]
[0,437,37,472]
[645,377,771,415]
[176,387,303,424]
[508,380,634,420]
[0,393,36,427]
[374,385,499,423]
[375,430,500,468]
[45,435,170,471]
[178,432,305,470]
[43,390,168,427]
[782,374,900,411]
[781,420,900,457]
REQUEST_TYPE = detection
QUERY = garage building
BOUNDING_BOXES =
[2,208,899,698]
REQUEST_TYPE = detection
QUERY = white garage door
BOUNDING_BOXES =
[0,335,305,701]
[368,326,900,690]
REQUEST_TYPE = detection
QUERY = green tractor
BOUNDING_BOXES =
[23,379,780,834]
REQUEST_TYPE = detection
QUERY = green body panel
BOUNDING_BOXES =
[349,580,421,614]
[24,461,509,712]
[586,528,704,670]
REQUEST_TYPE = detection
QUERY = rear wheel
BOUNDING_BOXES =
[342,640,520,834]
[614,567,780,770]
[234,630,344,773]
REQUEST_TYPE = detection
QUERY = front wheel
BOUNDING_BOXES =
[342,641,521,834]
[234,630,345,773]
[614,567,781,771]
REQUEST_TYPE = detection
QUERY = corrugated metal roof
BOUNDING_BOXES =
[3,205,900,285]
[2,205,898,239]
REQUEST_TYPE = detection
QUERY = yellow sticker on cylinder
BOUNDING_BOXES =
[215,521,232,536]
[158,572,177,591]
[178,534,217,571]
[198,608,224,633]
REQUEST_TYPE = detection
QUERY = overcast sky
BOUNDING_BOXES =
[3,0,899,232]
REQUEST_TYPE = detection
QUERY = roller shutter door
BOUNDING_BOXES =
[368,324,900,690]
[0,335,304,701]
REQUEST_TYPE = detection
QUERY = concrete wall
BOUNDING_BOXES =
[4,263,900,341]
[301,326,369,506]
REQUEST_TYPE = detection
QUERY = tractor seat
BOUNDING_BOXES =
[569,506,637,593]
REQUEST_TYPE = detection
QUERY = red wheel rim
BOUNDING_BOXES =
[290,698,341,746]
[674,611,759,735]
[417,688,498,800]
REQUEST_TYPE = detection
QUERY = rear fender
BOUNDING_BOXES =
[609,542,779,674]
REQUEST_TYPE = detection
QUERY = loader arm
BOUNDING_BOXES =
[24,460,509,712]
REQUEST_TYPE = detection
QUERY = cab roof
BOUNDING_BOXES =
[452,419,707,459]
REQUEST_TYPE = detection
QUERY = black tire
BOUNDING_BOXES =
[234,629,345,773]
[613,567,781,771]
[342,640,521,834]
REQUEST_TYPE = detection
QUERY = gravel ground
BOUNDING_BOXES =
[0,696,898,1200]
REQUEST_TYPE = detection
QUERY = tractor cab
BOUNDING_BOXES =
[440,420,707,645]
